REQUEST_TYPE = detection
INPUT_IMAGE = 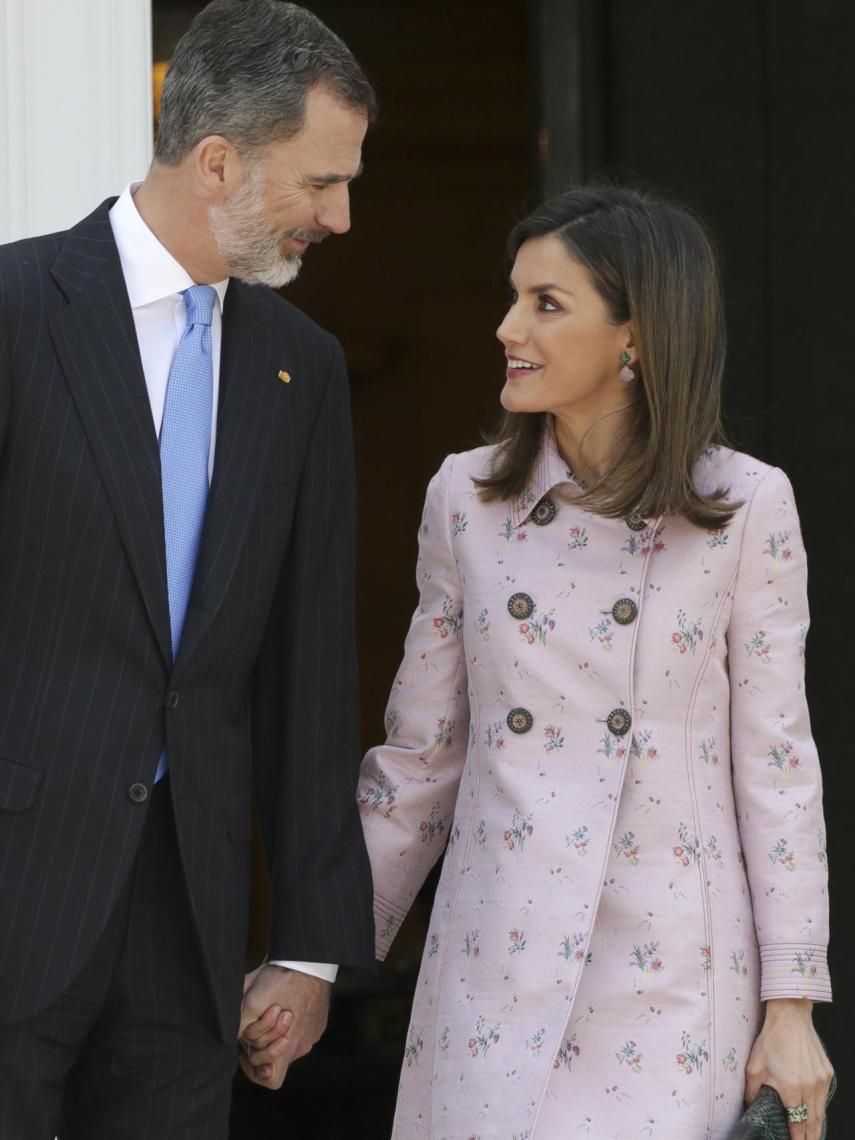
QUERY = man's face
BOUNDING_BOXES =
[209,85,368,287]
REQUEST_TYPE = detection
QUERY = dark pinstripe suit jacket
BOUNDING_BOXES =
[0,201,374,1040]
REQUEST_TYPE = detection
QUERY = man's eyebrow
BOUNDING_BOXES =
[309,162,364,186]
[509,279,575,297]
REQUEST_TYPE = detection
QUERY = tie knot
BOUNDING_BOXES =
[182,284,218,328]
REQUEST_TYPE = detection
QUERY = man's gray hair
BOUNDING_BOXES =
[155,0,377,165]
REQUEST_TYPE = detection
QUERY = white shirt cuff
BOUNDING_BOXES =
[267,960,339,983]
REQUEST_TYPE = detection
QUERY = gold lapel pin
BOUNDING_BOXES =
[278,370,291,384]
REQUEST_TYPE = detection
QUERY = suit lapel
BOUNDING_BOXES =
[174,282,288,671]
[49,202,173,669]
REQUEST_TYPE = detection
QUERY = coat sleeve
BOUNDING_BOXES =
[252,335,375,970]
[727,466,831,1002]
[358,454,470,960]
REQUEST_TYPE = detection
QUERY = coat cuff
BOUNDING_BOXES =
[374,892,408,961]
[759,944,832,1002]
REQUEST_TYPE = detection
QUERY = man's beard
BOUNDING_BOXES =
[208,165,327,288]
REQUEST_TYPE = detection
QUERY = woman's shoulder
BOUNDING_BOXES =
[430,443,502,490]
[695,445,790,509]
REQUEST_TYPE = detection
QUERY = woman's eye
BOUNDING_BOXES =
[538,295,560,312]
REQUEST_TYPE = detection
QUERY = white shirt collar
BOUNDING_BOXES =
[109,182,229,313]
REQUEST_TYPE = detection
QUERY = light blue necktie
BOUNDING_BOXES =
[154,285,216,782]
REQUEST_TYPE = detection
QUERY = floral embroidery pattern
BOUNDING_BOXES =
[630,729,658,767]
[622,525,666,558]
[706,527,729,549]
[404,1026,424,1067]
[433,597,463,639]
[722,1047,738,1074]
[700,945,712,972]
[518,609,556,646]
[764,531,792,564]
[526,1027,546,1056]
[588,616,614,652]
[504,809,534,852]
[598,731,628,767]
[474,608,491,640]
[450,511,468,536]
[475,819,487,848]
[567,524,589,551]
[630,942,664,975]
[462,930,480,959]
[434,717,455,748]
[705,834,723,864]
[468,1016,500,1057]
[559,933,591,964]
[676,1031,709,1075]
[358,769,398,816]
[566,825,590,856]
[673,823,701,866]
[616,1040,643,1072]
[745,630,771,663]
[769,838,796,871]
[508,928,527,955]
[613,831,640,865]
[730,949,748,978]
[419,803,446,843]
[768,739,800,777]
[384,707,400,738]
[428,934,440,957]
[483,721,506,751]
[554,1035,581,1072]
[439,1026,449,1055]
[499,516,528,544]
[792,949,818,978]
[671,610,704,655]
[543,724,565,752]
[699,737,719,767]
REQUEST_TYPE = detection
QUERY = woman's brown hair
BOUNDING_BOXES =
[476,184,738,527]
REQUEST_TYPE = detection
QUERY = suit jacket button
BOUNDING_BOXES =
[612,597,638,625]
[508,592,535,620]
[507,708,534,734]
[531,496,557,526]
[128,782,148,804]
[606,708,632,736]
[167,690,181,710]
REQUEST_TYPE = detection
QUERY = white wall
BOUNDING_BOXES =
[0,0,153,243]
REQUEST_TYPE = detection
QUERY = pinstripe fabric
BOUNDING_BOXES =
[0,779,237,1140]
[0,200,374,1067]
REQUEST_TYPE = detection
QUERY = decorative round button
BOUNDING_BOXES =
[531,496,557,526]
[507,592,535,620]
[611,597,638,625]
[167,690,181,710]
[128,782,148,804]
[606,708,632,736]
[625,513,646,532]
[507,708,534,734]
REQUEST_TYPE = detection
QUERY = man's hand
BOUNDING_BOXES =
[238,965,331,1089]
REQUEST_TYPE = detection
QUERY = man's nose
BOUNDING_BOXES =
[317,186,351,235]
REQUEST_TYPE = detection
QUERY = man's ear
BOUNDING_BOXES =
[193,135,242,197]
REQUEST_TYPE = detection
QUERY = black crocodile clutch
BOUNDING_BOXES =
[728,1077,836,1139]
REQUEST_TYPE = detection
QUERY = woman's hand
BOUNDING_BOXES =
[745,998,834,1140]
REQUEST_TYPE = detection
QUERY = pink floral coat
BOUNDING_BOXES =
[358,430,831,1139]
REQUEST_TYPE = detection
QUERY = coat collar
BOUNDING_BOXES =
[510,419,585,528]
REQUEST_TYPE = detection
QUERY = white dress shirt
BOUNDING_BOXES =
[109,183,337,986]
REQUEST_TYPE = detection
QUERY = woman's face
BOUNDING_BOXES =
[496,235,635,421]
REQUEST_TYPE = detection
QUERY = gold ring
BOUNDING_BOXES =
[786,1103,809,1124]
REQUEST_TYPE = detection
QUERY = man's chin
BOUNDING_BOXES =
[230,256,302,289]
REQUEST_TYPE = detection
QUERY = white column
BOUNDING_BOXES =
[0,0,153,243]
